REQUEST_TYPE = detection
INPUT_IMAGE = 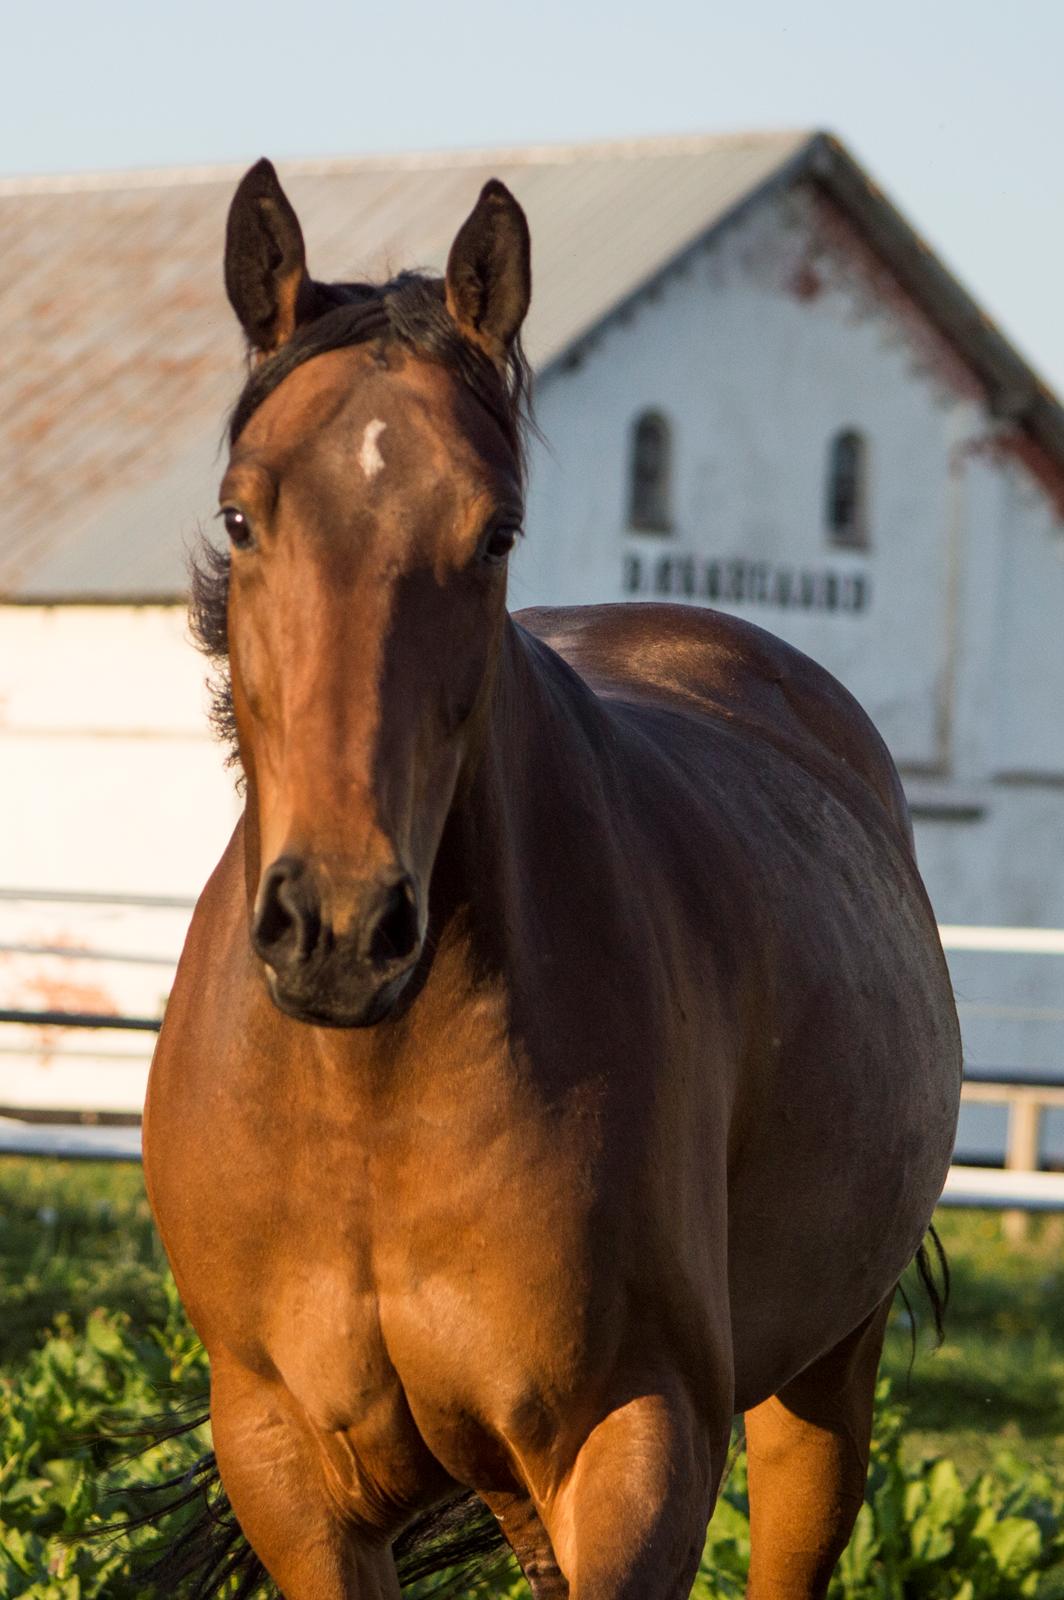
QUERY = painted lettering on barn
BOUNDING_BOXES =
[621,551,871,613]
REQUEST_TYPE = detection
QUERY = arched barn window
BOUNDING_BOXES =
[628,410,672,532]
[825,429,869,548]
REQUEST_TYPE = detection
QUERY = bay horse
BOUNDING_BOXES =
[143,159,961,1600]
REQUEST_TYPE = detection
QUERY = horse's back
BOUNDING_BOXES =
[514,601,913,849]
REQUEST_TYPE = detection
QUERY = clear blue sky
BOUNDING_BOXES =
[7,0,1064,393]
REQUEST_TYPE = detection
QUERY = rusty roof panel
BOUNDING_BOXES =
[0,131,809,599]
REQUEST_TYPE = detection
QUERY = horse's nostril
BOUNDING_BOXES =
[256,875,295,950]
[367,875,420,968]
[253,859,321,967]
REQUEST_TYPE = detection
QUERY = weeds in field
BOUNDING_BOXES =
[3,1306,1064,1598]
[702,1386,1064,1599]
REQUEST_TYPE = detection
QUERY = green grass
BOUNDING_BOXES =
[0,1158,167,1374]
[883,1210,1064,1478]
[1,1158,1063,1596]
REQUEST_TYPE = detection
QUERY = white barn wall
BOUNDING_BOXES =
[2,605,238,901]
[993,461,1064,777]
[0,605,237,1111]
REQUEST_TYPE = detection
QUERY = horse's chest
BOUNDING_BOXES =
[205,1123,614,1481]
[261,1263,399,1432]
[217,1217,604,1507]
[152,1004,637,1478]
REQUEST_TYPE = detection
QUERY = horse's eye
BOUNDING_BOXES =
[222,507,253,548]
[481,524,520,565]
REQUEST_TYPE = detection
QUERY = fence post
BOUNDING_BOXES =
[1004,1095,1043,1243]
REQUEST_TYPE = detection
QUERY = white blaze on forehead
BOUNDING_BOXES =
[358,418,387,480]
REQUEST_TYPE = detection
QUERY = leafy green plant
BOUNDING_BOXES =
[693,1382,1064,1600]
[0,1285,213,1598]
[830,1381,1064,1597]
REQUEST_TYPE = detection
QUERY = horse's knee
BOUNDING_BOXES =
[543,1388,726,1600]
[209,1358,403,1600]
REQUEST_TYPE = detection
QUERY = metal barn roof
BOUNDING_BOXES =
[2,129,1062,601]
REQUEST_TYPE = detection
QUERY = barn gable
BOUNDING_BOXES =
[518,172,1064,796]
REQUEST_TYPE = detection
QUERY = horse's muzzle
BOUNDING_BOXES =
[251,855,423,1026]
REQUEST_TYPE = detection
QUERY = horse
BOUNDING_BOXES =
[142,158,961,1600]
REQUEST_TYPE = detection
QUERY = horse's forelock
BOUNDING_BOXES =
[226,272,531,469]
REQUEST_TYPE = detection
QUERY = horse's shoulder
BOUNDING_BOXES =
[513,602,912,845]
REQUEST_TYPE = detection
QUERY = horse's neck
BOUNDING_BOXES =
[433,616,609,942]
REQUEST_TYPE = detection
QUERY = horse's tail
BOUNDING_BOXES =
[394,1494,515,1594]
[92,1411,512,1597]
[914,1222,950,1343]
[895,1222,950,1371]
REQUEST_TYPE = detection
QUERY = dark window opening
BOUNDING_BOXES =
[628,411,672,532]
[826,429,869,548]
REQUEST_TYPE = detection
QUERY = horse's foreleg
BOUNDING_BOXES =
[743,1296,891,1600]
[481,1490,569,1597]
[209,1353,402,1600]
[541,1384,727,1599]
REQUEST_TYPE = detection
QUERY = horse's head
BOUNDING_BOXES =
[207,159,531,1027]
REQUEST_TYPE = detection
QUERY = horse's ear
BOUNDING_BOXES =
[445,180,531,364]
[224,158,313,356]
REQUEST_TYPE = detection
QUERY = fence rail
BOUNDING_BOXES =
[938,924,1064,955]
[941,1163,1064,1212]
[0,1116,142,1161]
[0,887,195,908]
[0,1008,162,1032]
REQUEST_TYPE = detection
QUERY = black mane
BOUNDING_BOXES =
[191,271,532,767]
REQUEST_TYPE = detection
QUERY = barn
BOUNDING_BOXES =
[2,130,1062,1134]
